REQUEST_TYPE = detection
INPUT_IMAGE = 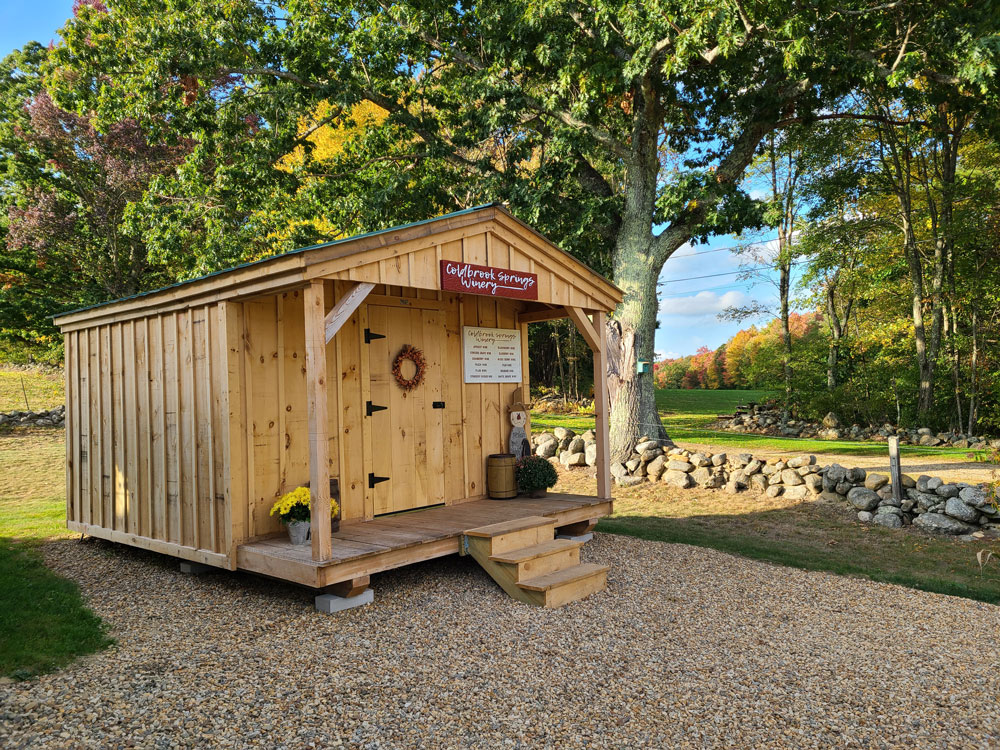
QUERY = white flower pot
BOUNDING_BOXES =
[287,520,311,546]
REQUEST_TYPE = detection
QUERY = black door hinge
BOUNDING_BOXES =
[432,401,445,409]
[366,400,387,416]
[368,472,390,488]
[364,328,385,344]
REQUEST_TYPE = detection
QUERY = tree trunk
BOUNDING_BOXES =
[606,252,665,461]
[553,325,566,404]
[967,310,978,435]
[901,215,935,414]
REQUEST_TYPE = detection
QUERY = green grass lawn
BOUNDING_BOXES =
[0,429,112,679]
[0,369,65,413]
[533,388,986,460]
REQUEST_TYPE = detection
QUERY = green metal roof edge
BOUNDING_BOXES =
[53,203,502,320]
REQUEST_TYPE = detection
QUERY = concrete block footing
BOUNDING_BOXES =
[315,588,374,613]
[179,561,214,574]
[556,532,594,543]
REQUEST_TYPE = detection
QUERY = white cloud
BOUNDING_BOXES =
[656,350,681,360]
[660,290,753,317]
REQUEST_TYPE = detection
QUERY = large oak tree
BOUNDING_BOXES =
[59,0,997,458]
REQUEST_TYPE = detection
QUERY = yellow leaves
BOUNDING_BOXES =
[278,100,389,171]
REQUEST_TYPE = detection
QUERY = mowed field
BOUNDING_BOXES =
[0,369,65,413]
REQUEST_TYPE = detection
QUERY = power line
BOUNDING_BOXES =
[660,259,810,285]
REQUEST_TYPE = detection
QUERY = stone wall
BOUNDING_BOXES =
[533,428,998,540]
[0,406,65,428]
[717,408,997,450]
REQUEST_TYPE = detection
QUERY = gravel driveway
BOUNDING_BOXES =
[2,534,999,749]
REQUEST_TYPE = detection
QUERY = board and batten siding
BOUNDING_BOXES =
[64,304,237,568]
[239,280,525,541]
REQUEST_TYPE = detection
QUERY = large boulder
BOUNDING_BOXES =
[848,467,867,483]
[640,447,664,462]
[750,474,769,493]
[567,436,586,454]
[689,453,711,467]
[847,487,880,511]
[744,459,763,476]
[935,483,959,499]
[610,462,628,479]
[916,492,940,510]
[634,439,661,453]
[822,465,848,492]
[663,470,695,489]
[864,473,889,491]
[804,473,823,494]
[646,455,667,480]
[873,512,903,529]
[711,453,727,466]
[786,455,815,469]
[944,497,979,523]
[553,426,576,440]
[960,486,988,508]
[585,443,598,467]
[536,440,558,458]
[913,513,975,535]
[667,459,694,473]
[822,412,841,428]
[783,485,809,501]
[780,469,804,486]
[560,451,586,467]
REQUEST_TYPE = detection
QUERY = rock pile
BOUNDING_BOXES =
[535,427,999,539]
[0,405,66,428]
[717,408,996,450]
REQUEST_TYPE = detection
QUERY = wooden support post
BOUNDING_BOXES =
[304,280,332,562]
[888,436,902,503]
[326,575,370,598]
[592,311,611,500]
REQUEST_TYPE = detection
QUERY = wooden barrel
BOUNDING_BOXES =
[487,454,518,499]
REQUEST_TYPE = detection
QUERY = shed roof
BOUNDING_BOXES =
[54,203,622,329]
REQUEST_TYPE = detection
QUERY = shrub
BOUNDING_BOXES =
[516,455,558,494]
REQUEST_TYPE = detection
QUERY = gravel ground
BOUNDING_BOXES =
[2,535,1000,749]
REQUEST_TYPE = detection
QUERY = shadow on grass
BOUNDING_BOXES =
[0,539,113,679]
[597,505,1000,606]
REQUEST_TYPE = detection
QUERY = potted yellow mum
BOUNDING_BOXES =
[270,487,340,546]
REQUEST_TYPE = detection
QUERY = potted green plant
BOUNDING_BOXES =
[269,487,340,545]
[515,455,558,498]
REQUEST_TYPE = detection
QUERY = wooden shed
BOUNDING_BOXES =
[54,204,623,607]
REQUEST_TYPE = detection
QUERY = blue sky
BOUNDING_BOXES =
[0,1,72,57]
[3,4,787,358]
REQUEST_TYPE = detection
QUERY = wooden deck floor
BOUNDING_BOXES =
[236,493,612,588]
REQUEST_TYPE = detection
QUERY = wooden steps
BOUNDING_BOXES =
[463,516,607,608]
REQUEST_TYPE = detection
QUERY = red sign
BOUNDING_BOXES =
[439,260,538,300]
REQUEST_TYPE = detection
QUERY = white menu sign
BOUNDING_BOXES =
[463,326,523,383]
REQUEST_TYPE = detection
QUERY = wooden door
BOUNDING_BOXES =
[367,305,446,514]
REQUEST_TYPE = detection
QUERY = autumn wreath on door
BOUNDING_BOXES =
[392,344,427,391]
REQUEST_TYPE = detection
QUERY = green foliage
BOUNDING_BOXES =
[515,455,558,494]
